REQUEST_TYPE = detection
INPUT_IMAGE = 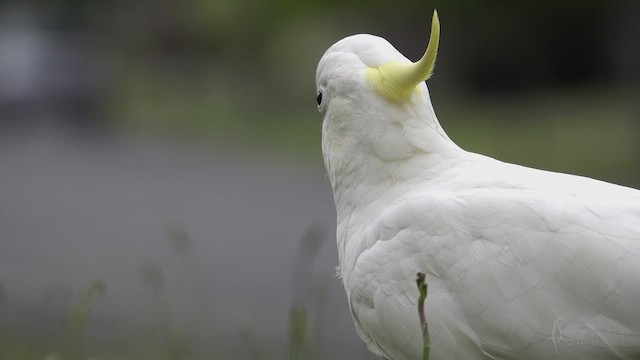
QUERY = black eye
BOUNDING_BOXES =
[316,91,323,106]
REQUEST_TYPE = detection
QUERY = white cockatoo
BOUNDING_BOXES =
[316,10,640,360]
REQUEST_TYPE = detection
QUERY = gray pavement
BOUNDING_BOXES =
[0,128,371,358]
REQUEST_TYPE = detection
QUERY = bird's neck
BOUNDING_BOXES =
[324,112,464,281]
[324,110,462,218]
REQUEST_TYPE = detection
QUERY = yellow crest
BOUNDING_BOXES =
[366,10,440,103]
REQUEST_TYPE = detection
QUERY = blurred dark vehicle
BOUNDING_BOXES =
[0,3,115,131]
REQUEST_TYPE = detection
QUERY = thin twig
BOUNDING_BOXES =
[416,272,430,360]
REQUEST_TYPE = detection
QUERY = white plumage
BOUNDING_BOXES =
[316,12,640,360]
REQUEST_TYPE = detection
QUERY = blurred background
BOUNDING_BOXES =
[0,0,638,359]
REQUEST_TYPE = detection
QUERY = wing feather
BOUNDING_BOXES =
[347,160,640,359]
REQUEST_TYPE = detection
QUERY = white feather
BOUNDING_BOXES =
[317,33,640,359]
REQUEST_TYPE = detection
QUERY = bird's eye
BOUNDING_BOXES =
[316,91,323,106]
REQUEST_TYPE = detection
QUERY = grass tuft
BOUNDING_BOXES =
[416,272,430,360]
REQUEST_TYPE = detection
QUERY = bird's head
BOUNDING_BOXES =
[316,11,451,198]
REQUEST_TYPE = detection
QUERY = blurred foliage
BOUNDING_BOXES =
[141,261,191,360]
[60,280,106,360]
[11,0,634,184]
[287,303,308,360]
[0,224,342,359]
[287,225,329,360]
[95,0,640,183]
[436,88,639,186]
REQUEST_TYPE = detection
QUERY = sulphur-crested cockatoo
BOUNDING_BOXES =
[316,10,640,360]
